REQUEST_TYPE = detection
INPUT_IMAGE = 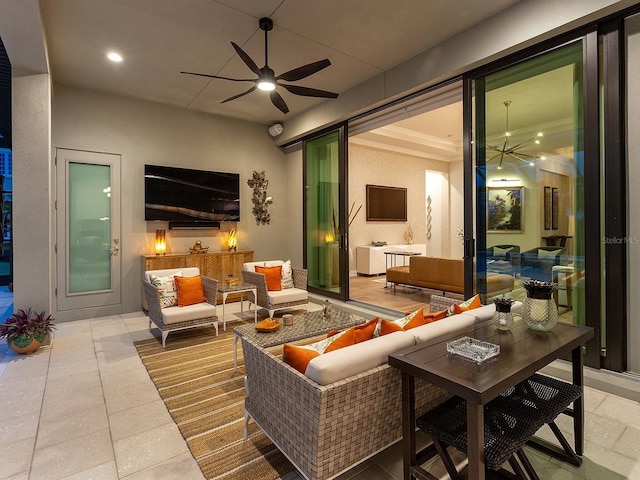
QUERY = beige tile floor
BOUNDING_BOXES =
[0,298,639,480]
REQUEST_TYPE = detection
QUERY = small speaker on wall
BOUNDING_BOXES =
[268,123,283,137]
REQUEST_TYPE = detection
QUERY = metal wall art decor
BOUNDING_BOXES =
[426,196,432,240]
[247,171,273,225]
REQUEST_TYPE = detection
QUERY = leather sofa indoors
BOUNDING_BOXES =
[386,256,514,297]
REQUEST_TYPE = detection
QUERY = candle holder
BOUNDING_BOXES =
[227,228,237,252]
[493,297,515,331]
[522,280,558,331]
[155,230,166,255]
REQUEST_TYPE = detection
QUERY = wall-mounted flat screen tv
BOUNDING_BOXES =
[366,184,407,222]
[145,164,240,223]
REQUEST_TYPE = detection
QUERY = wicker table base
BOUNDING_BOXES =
[233,308,366,371]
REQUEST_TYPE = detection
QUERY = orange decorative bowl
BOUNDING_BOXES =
[225,277,239,287]
[255,318,281,333]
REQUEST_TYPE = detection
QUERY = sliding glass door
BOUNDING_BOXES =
[303,125,348,300]
[470,37,602,367]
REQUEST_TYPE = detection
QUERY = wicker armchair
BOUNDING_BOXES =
[143,267,218,347]
[241,265,309,318]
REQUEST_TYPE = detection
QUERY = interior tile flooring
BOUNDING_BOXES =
[1,299,640,480]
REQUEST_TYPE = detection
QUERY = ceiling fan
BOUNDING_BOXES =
[181,17,338,114]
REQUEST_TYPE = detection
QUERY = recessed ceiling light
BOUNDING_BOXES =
[107,52,123,62]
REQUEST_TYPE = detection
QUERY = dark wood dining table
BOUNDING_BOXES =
[388,320,594,480]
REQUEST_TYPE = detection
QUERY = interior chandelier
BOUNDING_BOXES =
[487,100,546,169]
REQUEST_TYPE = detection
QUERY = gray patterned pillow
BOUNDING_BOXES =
[150,271,182,308]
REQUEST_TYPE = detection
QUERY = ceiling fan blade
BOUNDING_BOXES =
[221,86,257,104]
[276,59,331,82]
[280,83,338,98]
[231,42,261,76]
[181,71,256,82]
[270,90,289,114]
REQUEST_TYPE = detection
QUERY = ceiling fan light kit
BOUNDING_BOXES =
[487,100,544,169]
[181,17,338,114]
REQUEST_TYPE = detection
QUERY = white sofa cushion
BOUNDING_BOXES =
[305,331,415,385]
[243,260,284,272]
[458,301,523,324]
[161,302,217,325]
[408,312,477,345]
[267,288,308,305]
[144,267,200,281]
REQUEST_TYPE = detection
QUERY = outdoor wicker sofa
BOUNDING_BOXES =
[241,296,518,480]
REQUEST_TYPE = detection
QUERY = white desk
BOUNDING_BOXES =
[356,244,426,275]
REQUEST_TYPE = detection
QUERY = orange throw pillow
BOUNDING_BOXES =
[400,308,425,330]
[353,318,379,343]
[423,309,448,324]
[453,294,482,314]
[379,319,404,336]
[283,344,320,374]
[255,265,282,291]
[327,318,378,343]
[174,275,207,307]
[324,328,356,353]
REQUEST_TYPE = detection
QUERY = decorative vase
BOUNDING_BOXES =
[493,298,514,331]
[522,280,558,331]
[8,334,45,354]
[322,299,332,318]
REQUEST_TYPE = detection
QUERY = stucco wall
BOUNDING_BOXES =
[52,84,290,315]
[12,74,52,314]
[348,144,461,270]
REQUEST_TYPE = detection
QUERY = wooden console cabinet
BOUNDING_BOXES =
[141,250,254,310]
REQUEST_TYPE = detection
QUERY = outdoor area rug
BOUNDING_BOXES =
[134,321,294,480]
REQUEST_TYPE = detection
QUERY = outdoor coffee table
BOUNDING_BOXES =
[232,308,366,372]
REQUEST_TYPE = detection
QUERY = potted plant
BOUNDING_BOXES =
[0,308,56,354]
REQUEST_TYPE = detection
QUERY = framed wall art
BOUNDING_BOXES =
[487,186,524,233]
[544,186,552,230]
[552,187,559,229]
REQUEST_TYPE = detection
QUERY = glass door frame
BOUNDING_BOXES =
[55,148,122,315]
[463,27,603,369]
[302,123,349,301]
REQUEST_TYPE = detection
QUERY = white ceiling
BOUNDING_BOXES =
[8,0,577,166]
[38,0,521,126]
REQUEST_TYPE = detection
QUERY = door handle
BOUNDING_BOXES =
[110,238,120,256]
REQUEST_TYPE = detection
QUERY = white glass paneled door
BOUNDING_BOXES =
[56,149,121,315]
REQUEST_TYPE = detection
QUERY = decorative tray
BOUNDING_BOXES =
[446,336,500,364]
[255,318,281,333]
